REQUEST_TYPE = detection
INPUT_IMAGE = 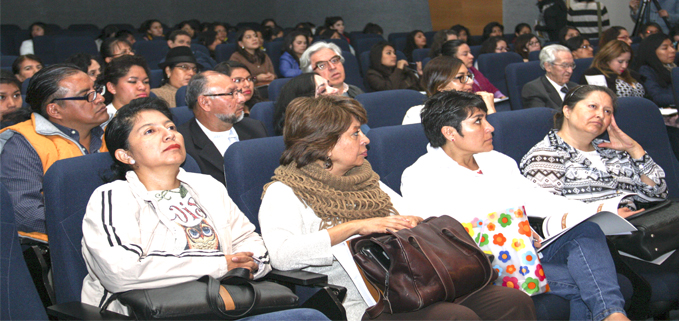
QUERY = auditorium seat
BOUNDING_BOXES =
[268,78,292,102]
[342,50,365,92]
[313,38,350,53]
[349,32,382,47]
[149,69,163,89]
[170,106,194,126]
[33,35,98,65]
[528,50,540,61]
[424,31,437,47]
[392,37,407,52]
[354,89,426,128]
[133,40,169,69]
[387,32,409,44]
[264,40,284,77]
[505,60,544,110]
[412,48,430,62]
[250,101,275,136]
[354,36,385,56]
[476,52,524,97]
[215,43,237,63]
[174,85,187,107]
[469,45,481,63]
[572,57,593,86]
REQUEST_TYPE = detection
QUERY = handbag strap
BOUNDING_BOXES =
[219,268,259,318]
[398,229,456,302]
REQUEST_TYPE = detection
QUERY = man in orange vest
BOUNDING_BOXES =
[0,64,109,240]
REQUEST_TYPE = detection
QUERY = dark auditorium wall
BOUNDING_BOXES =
[0,0,432,36]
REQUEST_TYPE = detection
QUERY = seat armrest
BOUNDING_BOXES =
[47,301,133,320]
[266,269,328,286]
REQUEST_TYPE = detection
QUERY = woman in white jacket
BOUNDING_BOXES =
[81,96,323,320]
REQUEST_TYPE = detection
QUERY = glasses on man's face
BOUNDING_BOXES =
[551,62,576,70]
[175,64,198,73]
[453,72,474,84]
[232,77,257,84]
[51,86,106,103]
[112,49,134,58]
[313,55,343,71]
[203,89,244,99]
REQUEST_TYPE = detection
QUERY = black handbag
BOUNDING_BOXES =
[609,199,679,261]
[103,268,299,320]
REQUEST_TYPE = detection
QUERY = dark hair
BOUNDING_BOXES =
[213,60,265,108]
[0,69,21,89]
[325,17,344,31]
[450,24,471,41]
[99,55,150,104]
[421,56,465,97]
[177,20,200,38]
[480,36,508,55]
[273,73,317,135]
[640,22,662,37]
[482,22,504,41]
[63,53,102,74]
[282,30,308,64]
[319,29,340,40]
[185,72,210,110]
[514,33,539,59]
[559,26,581,45]
[363,23,383,35]
[235,27,266,64]
[197,30,219,53]
[25,64,82,117]
[139,19,162,40]
[514,23,531,36]
[0,70,30,124]
[101,38,132,61]
[564,36,588,52]
[555,85,617,129]
[263,26,284,42]
[98,25,119,41]
[168,30,191,42]
[261,18,278,28]
[634,33,673,87]
[115,30,134,42]
[12,54,43,76]
[599,26,627,47]
[280,95,367,168]
[368,41,396,76]
[670,25,679,41]
[429,29,458,58]
[28,22,47,39]
[440,40,467,58]
[591,40,635,84]
[421,90,487,148]
[404,30,427,61]
[104,97,174,181]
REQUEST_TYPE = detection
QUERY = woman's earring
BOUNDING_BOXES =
[324,156,332,169]
[129,159,136,165]
[241,46,245,50]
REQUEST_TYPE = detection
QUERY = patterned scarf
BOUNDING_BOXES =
[263,161,398,230]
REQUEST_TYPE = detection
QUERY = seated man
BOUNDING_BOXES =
[300,42,363,98]
[0,64,109,238]
[179,71,267,185]
[521,44,577,110]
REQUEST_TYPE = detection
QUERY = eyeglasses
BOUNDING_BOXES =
[112,49,135,58]
[527,41,540,47]
[51,86,106,103]
[496,47,509,52]
[453,72,474,84]
[551,62,576,69]
[313,55,343,70]
[203,89,243,99]
[175,64,198,73]
[232,77,257,84]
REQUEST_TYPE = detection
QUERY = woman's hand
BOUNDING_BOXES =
[225,252,259,278]
[597,115,645,159]
[355,216,419,235]
[256,73,275,83]
[396,60,409,70]
[532,230,543,249]
[618,207,645,218]
[415,61,423,76]
[476,91,497,114]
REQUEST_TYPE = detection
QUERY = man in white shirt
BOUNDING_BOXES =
[521,44,578,110]
[178,71,267,185]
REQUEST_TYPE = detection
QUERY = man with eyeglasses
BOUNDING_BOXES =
[300,42,363,98]
[179,71,266,185]
[522,44,578,110]
[0,64,109,238]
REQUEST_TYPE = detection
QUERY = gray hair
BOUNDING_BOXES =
[185,72,211,110]
[300,42,344,73]
[539,44,572,70]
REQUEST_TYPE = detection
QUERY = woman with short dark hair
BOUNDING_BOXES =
[479,36,510,55]
[214,60,266,113]
[599,26,633,47]
[12,54,43,82]
[365,41,422,92]
[279,31,308,78]
[64,53,103,82]
[565,36,594,59]
[514,33,542,61]
[100,55,151,117]
[139,19,164,41]
[482,22,504,42]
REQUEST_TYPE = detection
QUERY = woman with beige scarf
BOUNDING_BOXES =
[259,95,536,321]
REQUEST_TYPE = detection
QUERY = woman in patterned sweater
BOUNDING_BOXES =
[579,41,646,99]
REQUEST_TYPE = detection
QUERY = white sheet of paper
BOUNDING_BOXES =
[619,250,676,265]
[585,75,608,87]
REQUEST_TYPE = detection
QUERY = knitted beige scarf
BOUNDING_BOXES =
[262,161,398,230]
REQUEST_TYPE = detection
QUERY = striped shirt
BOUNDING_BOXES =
[567,1,610,39]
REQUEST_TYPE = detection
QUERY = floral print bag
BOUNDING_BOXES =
[463,206,549,296]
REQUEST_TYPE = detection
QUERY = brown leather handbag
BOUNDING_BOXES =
[350,215,496,319]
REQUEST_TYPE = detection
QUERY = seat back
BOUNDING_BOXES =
[392,37,407,52]
[149,69,163,88]
[572,58,593,85]
[476,52,524,96]
[487,107,555,164]
[672,68,679,107]
[1,184,48,320]
[170,106,194,125]
[215,43,238,63]
[469,45,482,64]
[32,36,58,65]
[349,32,382,47]
[44,153,201,304]
[250,101,275,136]
[175,85,187,107]
[387,32,409,44]
[264,40,285,77]
[505,60,545,110]
[191,43,210,57]
[615,97,679,198]
[528,50,540,61]
[224,136,285,232]
[268,78,292,102]
[355,89,427,128]
[366,124,429,194]
[133,41,169,69]
[354,37,385,56]
[1,55,17,69]
[412,48,430,62]
[312,38,350,53]
[342,50,365,91]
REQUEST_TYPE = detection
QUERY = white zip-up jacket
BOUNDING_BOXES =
[81,169,271,314]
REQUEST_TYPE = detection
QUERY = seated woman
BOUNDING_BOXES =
[273,73,338,135]
[403,30,428,62]
[197,30,222,58]
[152,47,199,108]
[139,19,164,41]
[514,23,532,39]
[634,33,677,108]
[558,26,581,45]
[12,54,43,82]
[580,41,645,98]
[19,22,46,55]
[0,70,29,127]
[365,41,422,92]
[279,31,308,78]
[515,33,542,62]
[402,56,496,124]
[479,36,510,55]
[325,16,350,43]
[565,36,594,59]
[259,95,536,321]
[401,90,630,321]
[441,40,506,98]
[177,20,199,39]
[451,24,471,44]
[80,97,326,321]
[230,27,276,86]
[100,55,151,118]
[214,61,266,114]
[428,29,458,58]
[64,53,103,83]
[100,38,135,64]
[482,22,504,43]
[599,27,633,47]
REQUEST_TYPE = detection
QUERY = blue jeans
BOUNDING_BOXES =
[540,222,626,321]
[238,308,329,321]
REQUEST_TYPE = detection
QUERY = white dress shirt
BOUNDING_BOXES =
[196,119,239,156]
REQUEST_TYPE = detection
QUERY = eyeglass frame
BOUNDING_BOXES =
[50,86,106,104]
[203,89,244,99]
[232,77,257,84]
[174,64,199,73]
[112,49,135,58]
[313,55,344,71]
[452,72,475,84]
[550,62,577,70]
